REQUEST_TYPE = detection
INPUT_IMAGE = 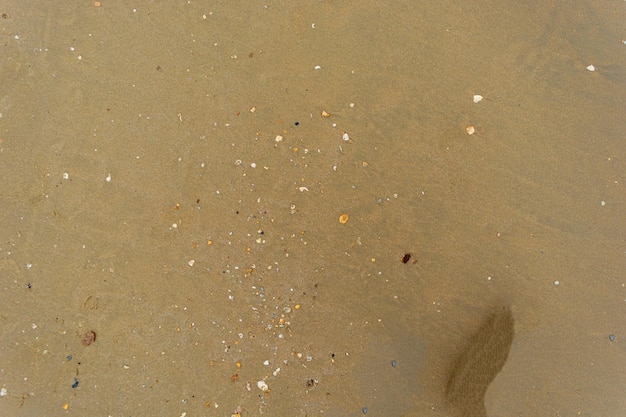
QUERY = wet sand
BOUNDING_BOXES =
[1,1,625,416]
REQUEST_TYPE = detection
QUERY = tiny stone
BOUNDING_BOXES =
[362,407,368,414]
[391,360,397,367]
[586,64,595,71]
[609,334,615,341]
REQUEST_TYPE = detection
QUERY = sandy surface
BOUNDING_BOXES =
[1,1,625,416]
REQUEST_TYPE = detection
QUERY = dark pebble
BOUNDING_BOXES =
[362,407,368,414]
[71,378,79,389]
[609,334,615,341]
[391,360,397,367]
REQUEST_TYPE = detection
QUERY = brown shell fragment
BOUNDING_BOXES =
[81,330,97,346]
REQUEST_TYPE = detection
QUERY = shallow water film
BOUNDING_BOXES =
[1,1,625,416]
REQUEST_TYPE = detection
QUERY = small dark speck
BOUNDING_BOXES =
[26,283,31,289]
[71,378,79,389]
[401,253,411,263]
[294,121,300,126]
[156,66,162,72]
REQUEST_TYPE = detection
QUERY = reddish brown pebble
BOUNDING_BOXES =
[81,330,97,346]
[401,253,411,263]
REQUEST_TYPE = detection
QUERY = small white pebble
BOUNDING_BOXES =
[586,64,595,72]
[0,388,7,397]
[554,280,560,286]
[342,132,349,141]
[188,260,195,267]
[600,200,606,206]
[62,172,69,180]
[275,135,283,142]
[314,65,321,70]
[105,173,111,182]
[257,380,269,391]
[473,94,483,103]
